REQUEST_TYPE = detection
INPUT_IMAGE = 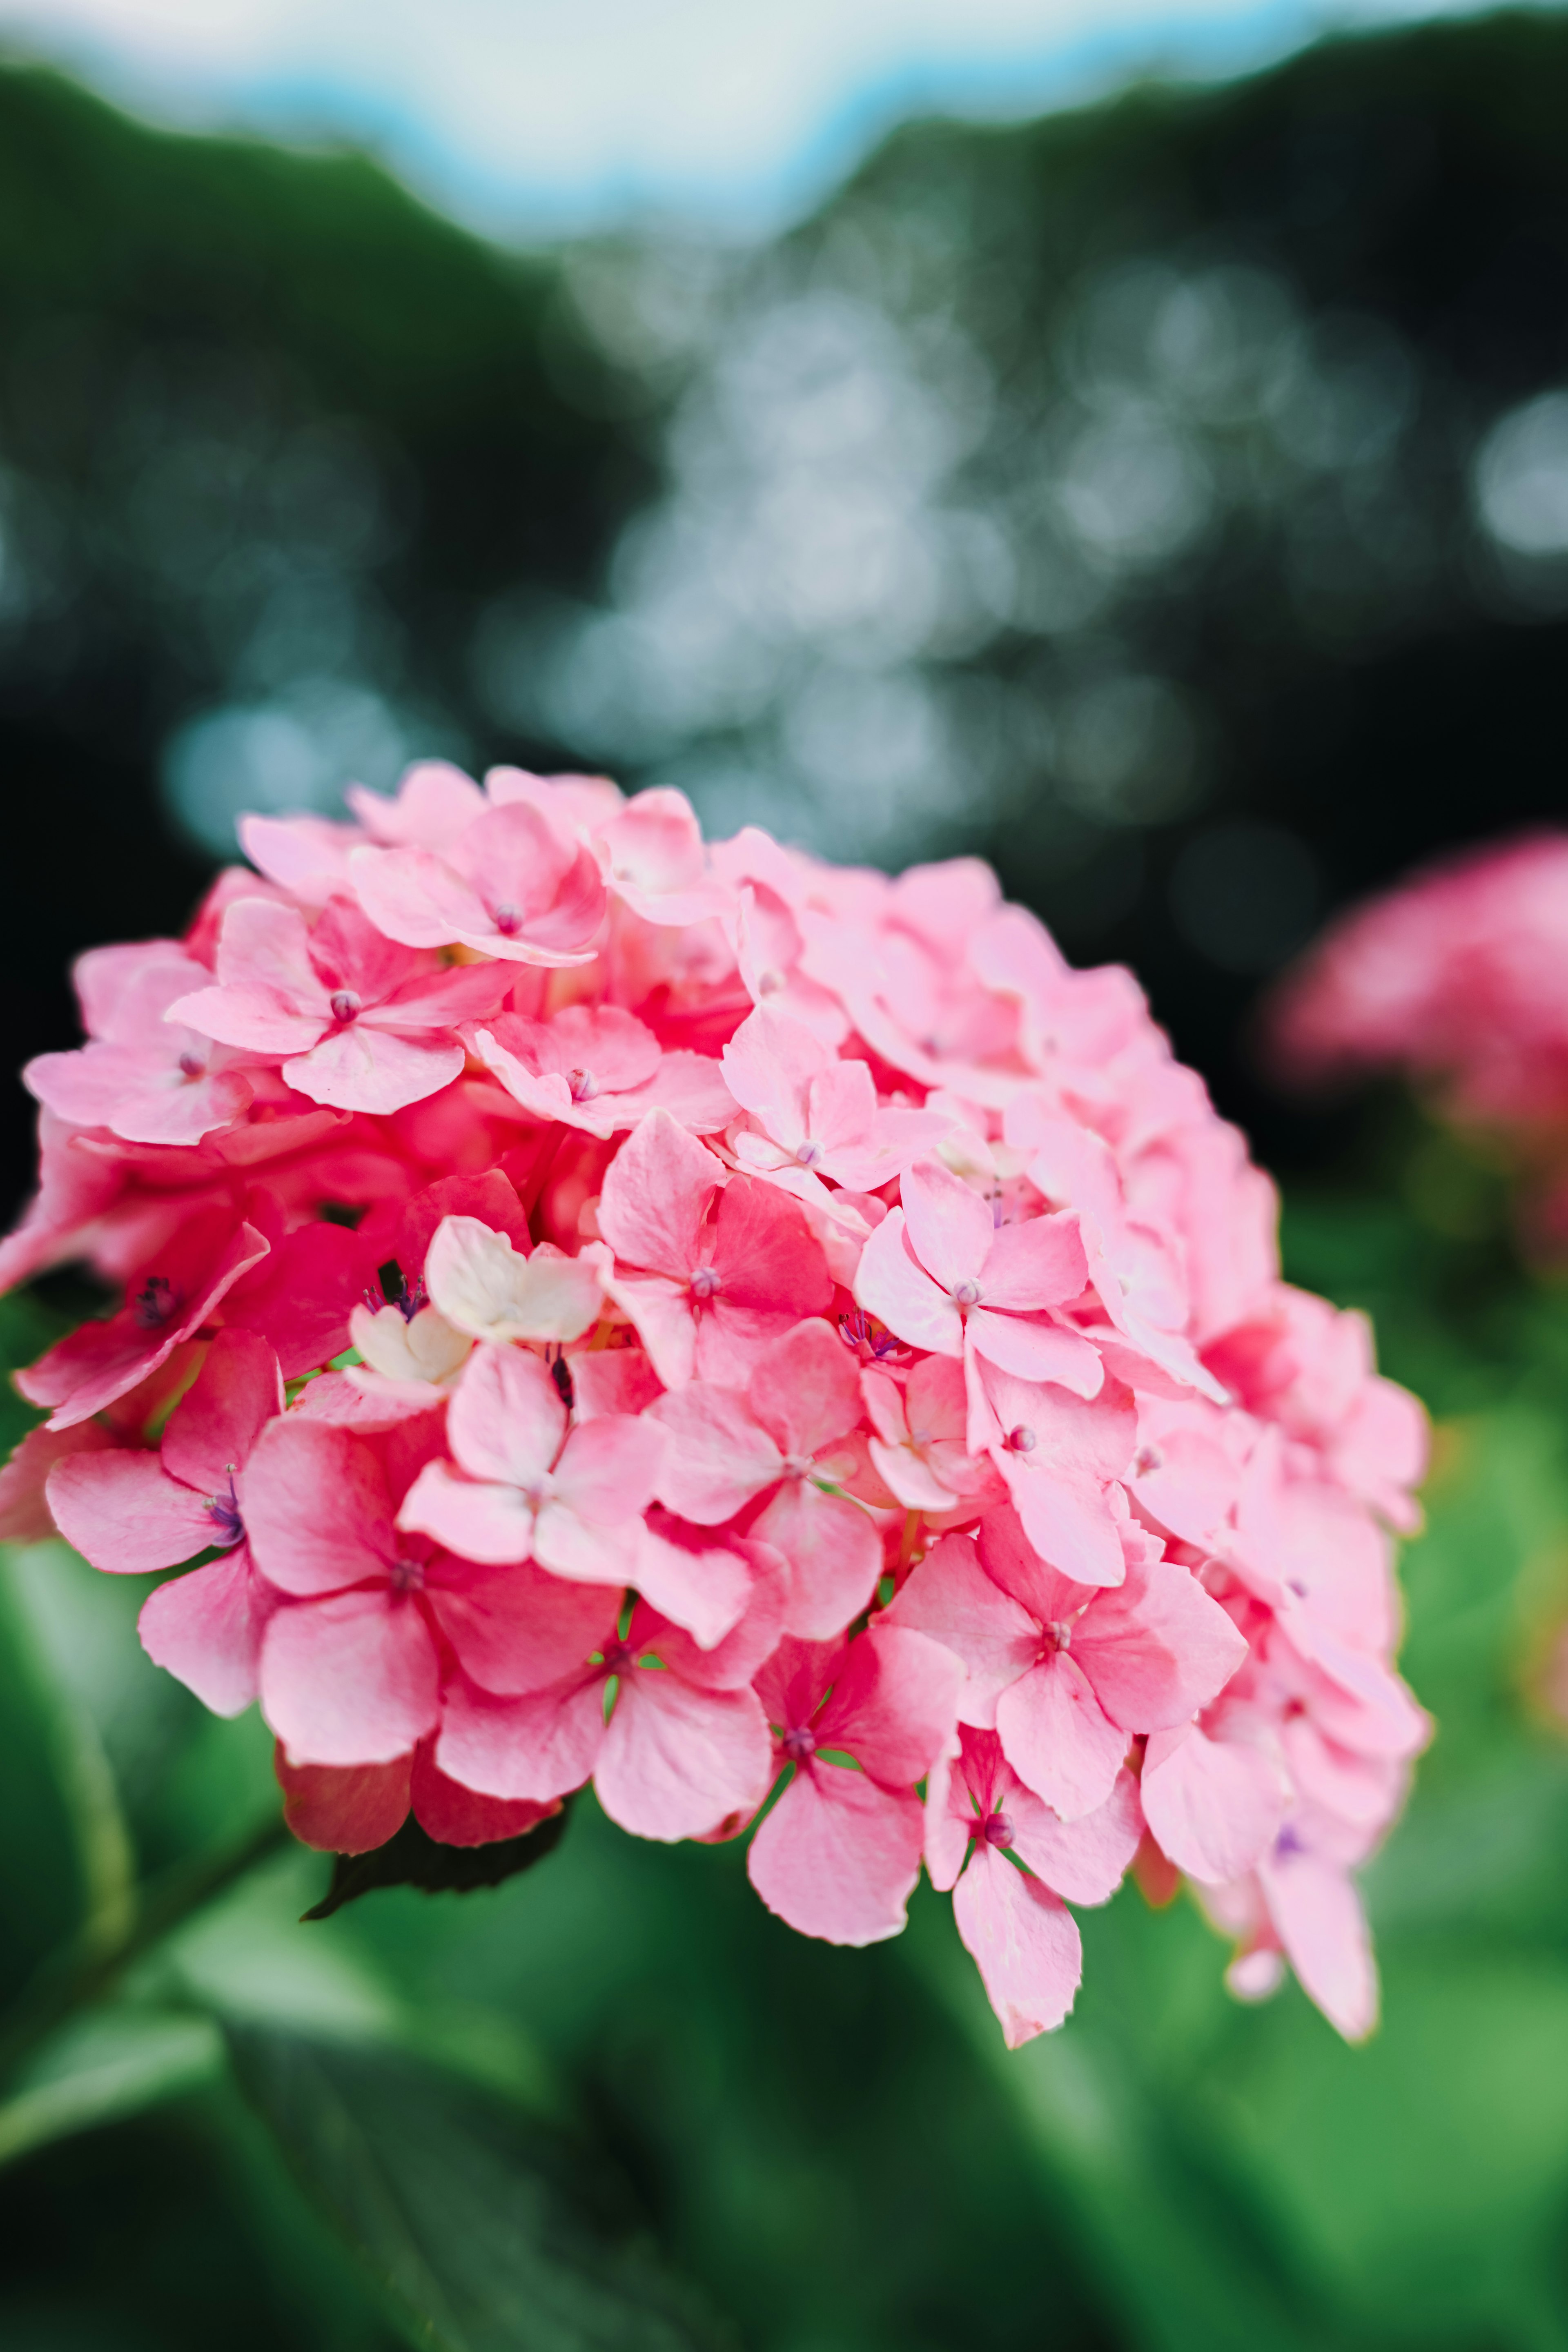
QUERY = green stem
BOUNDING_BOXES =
[0,1810,293,2085]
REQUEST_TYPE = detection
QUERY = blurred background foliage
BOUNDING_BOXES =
[6,13,1568,2349]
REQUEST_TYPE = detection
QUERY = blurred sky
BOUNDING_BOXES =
[0,0,1503,236]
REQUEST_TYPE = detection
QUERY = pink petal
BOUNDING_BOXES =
[633,1513,755,1649]
[648,1385,782,1523]
[346,760,485,848]
[964,1311,1104,1393]
[396,1460,538,1566]
[751,1480,882,1642]
[242,1420,396,1596]
[866,1436,958,1514]
[48,1449,221,1573]
[596,1107,721,1279]
[139,1546,274,1715]
[814,1623,963,1784]
[631,1052,737,1135]
[276,1750,412,1853]
[425,1556,617,1694]
[853,1211,964,1357]
[637,1537,788,1683]
[1075,1559,1247,1731]
[208,895,329,1019]
[1004,1768,1143,1905]
[953,1845,1082,2046]
[707,1178,832,1347]
[283,1028,465,1115]
[1141,1724,1286,1884]
[1259,1843,1379,2040]
[746,1316,861,1460]
[595,1671,772,1842]
[434,1669,605,1801]
[978,1212,1088,1311]
[221,1223,370,1381]
[446,1343,566,1488]
[348,842,492,950]
[747,1763,924,1945]
[161,1329,283,1491]
[0,1419,118,1544]
[261,1589,439,1766]
[551,1413,666,1530]
[878,1531,1038,1727]
[409,1743,560,1847]
[901,1158,993,1292]
[601,1271,697,1390]
[995,1655,1128,1820]
[1001,1461,1126,1589]
[570,1349,664,1421]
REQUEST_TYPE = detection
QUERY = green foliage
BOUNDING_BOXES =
[303,1805,573,1921]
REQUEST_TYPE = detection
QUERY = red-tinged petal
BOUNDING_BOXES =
[1075,1558,1248,1731]
[398,1172,531,1270]
[879,1531,1038,1727]
[569,1348,664,1422]
[49,1449,220,1573]
[747,1763,924,1946]
[901,1158,993,1293]
[242,1420,396,1596]
[409,1742,560,1847]
[425,1555,617,1695]
[978,1211,1089,1310]
[1258,1843,1379,2041]
[435,1670,604,1802]
[746,1316,861,1460]
[751,1480,882,1642]
[710,1177,831,1332]
[276,1748,412,1853]
[814,1623,962,1784]
[397,1461,538,1566]
[260,1589,439,1766]
[965,1310,1104,1395]
[139,1547,274,1715]
[596,1107,721,1279]
[595,1671,772,1842]
[223,1223,371,1381]
[1005,1768,1143,1906]
[161,1329,283,1492]
[953,1844,1082,2046]
[446,1343,565,1488]
[283,1028,465,1116]
[0,1419,118,1544]
[1141,1724,1286,1884]
[648,1385,782,1523]
[996,1655,1128,1821]
[854,1210,964,1357]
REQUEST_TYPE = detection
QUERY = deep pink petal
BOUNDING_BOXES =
[409,1742,560,1847]
[595,1107,720,1278]
[425,1556,618,1694]
[223,1223,370,1380]
[595,1672,772,1842]
[139,1546,274,1715]
[638,1533,787,1682]
[814,1623,962,1784]
[261,1589,439,1766]
[49,1449,221,1573]
[276,1750,412,1853]
[747,1764,924,1945]
[160,1329,283,1492]
[434,1670,604,1801]
[242,1420,396,1596]
[953,1845,1082,2046]
[854,1211,963,1357]
[707,1178,832,1344]
[995,1655,1128,1820]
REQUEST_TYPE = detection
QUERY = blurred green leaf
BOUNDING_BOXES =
[303,1806,571,1923]
[225,2027,729,2352]
[0,2005,222,2170]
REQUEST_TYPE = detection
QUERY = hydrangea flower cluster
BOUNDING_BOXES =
[1270,830,1568,1250]
[0,763,1428,2045]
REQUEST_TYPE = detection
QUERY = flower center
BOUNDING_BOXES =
[204,1472,243,1548]
[330,990,361,1024]
[492,903,523,936]
[1005,1423,1037,1454]
[794,1140,823,1167]
[132,1275,176,1330]
[1132,1445,1163,1478]
[567,1067,599,1102]
[952,1278,982,1307]
[1041,1619,1073,1655]
[782,1726,816,1763]
[177,1049,207,1080]
[756,968,784,997]
[389,1556,426,1594]
[982,1811,1015,1849]
[688,1264,722,1302]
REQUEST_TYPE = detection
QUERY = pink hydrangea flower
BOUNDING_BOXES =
[0,757,1430,2046]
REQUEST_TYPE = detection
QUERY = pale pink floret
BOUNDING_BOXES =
[396,1343,664,1588]
[968,1360,1138,1589]
[421,1214,603,1348]
[747,1625,964,1945]
[47,1329,284,1715]
[882,1510,1245,1820]
[169,896,511,1114]
[473,1004,735,1137]
[649,1316,883,1639]
[596,1109,832,1388]
[350,798,607,965]
[925,1726,1141,2046]
[596,787,732,927]
[860,1356,998,1517]
[721,1004,949,1192]
[25,941,254,1147]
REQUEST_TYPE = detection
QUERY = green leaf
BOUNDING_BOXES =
[0,2005,223,2169]
[303,1807,570,1923]
[225,2026,727,2352]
